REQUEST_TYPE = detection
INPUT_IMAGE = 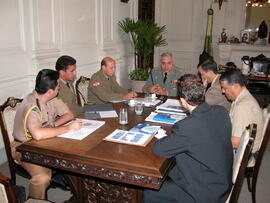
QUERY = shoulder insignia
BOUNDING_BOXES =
[56,98,63,102]
[31,106,38,112]
[91,81,101,87]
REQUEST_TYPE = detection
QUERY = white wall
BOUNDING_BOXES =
[155,0,246,73]
[0,0,137,164]
[0,0,248,164]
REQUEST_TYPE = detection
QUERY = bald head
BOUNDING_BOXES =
[101,57,116,77]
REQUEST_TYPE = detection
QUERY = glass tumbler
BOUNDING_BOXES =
[135,102,144,115]
[119,108,128,125]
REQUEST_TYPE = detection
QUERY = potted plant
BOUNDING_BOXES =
[118,18,167,92]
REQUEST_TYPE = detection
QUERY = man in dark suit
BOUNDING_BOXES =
[55,55,83,116]
[143,74,233,203]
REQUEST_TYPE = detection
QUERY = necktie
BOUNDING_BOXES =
[66,82,73,93]
[163,73,167,84]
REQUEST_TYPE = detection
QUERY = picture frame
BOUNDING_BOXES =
[241,30,250,43]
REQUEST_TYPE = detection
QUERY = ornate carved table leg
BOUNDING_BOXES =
[64,173,142,203]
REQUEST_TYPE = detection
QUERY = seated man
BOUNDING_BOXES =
[220,68,263,152]
[88,57,137,104]
[143,52,181,97]
[198,61,231,111]
[143,74,233,203]
[55,55,83,116]
[12,69,82,200]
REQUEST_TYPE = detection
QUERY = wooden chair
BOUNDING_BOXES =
[0,97,70,196]
[75,76,90,106]
[0,172,17,203]
[245,109,270,203]
[0,97,30,185]
[0,172,52,203]
[226,124,257,203]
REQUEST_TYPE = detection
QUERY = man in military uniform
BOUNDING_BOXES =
[88,57,137,104]
[55,55,83,116]
[143,52,182,97]
[198,61,231,111]
[12,69,82,200]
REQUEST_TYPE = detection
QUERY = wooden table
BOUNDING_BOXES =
[17,102,174,203]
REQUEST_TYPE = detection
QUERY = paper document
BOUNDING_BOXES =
[104,129,153,146]
[84,103,117,119]
[99,111,118,118]
[58,119,105,140]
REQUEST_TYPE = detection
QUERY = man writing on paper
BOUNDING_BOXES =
[55,55,84,116]
[220,68,263,152]
[143,74,233,203]
[88,57,137,104]
[143,52,182,97]
[12,69,82,200]
[198,61,231,111]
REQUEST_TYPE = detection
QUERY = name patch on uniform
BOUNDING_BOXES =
[56,98,63,102]
[91,81,100,87]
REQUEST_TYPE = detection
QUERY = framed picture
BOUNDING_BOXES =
[241,30,250,43]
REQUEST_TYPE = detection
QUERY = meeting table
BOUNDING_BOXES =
[17,101,174,203]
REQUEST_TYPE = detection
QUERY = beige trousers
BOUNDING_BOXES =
[11,141,52,200]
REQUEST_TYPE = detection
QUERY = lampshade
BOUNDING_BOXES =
[246,0,270,7]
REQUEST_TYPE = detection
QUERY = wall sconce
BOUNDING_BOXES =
[214,0,228,10]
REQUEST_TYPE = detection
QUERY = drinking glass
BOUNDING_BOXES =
[119,108,128,125]
[135,102,143,115]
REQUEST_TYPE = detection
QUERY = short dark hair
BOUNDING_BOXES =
[220,68,246,86]
[101,58,107,67]
[178,74,205,106]
[35,69,59,94]
[200,62,218,74]
[55,55,76,72]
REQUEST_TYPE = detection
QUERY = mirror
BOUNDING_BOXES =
[245,4,270,30]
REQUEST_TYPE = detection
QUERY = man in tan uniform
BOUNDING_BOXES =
[220,68,263,153]
[198,61,231,111]
[12,69,82,200]
[88,57,137,104]
[55,55,83,116]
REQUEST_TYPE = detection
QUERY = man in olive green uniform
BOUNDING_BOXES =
[88,57,137,104]
[198,61,231,111]
[56,55,83,116]
[143,52,182,97]
[12,69,82,200]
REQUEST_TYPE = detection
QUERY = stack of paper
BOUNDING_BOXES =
[155,99,187,115]
[145,99,187,125]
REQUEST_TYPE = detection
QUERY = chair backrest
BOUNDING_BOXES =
[0,97,22,184]
[0,172,17,203]
[75,76,90,107]
[226,124,257,203]
[0,172,51,203]
[250,108,270,170]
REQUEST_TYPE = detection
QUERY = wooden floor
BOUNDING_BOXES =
[1,140,270,202]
